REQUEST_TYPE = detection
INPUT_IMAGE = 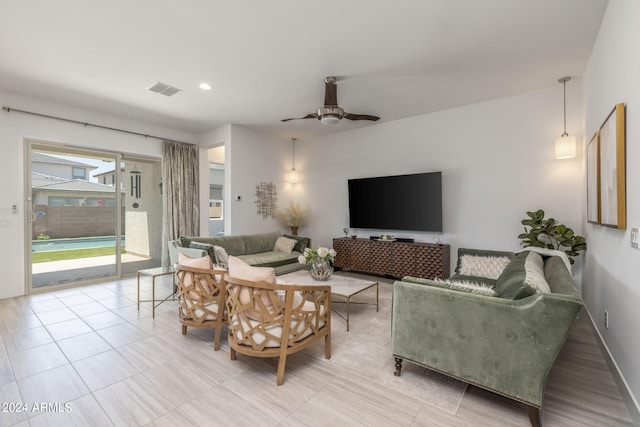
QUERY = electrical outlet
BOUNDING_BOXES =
[604,310,609,329]
[631,228,639,249]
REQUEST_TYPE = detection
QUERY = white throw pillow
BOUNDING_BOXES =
[433,278,497,297]
[273,236,297,254]
[523,251,551,294]
[459,255,511,280]
[213,245,229,263]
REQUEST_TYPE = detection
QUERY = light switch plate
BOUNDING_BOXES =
[631,228,639,249]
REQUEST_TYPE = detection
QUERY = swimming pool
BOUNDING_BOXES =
[32,236,125,252]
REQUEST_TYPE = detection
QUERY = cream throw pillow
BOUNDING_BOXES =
[523,251,551,294]
[228,256,277,321]
[459,255,511,280]
[178,253,214,299]
[273,236,297,254]
[228,256,276,283]
[178,252,212,270]
[213,245,229,263]
[433,278,497,297]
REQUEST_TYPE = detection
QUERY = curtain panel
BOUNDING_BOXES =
[162,140,199,265]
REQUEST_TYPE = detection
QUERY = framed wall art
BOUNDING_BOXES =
[586,130,600,224]
[598,103,626,229]
[255,181,277,219]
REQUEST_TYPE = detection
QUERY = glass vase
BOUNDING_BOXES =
[309,260,333,281]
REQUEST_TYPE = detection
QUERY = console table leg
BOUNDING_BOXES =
[394,357,403,376]
[527,405,541,427]
[137,272,141,311]
[346,296,351,332]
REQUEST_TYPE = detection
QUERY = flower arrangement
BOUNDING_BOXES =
[299,246,337,281]
[298,246,337,265]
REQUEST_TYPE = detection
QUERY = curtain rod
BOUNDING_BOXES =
[2,105,191,144]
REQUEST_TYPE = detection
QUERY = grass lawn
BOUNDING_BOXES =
[32,247,126,263]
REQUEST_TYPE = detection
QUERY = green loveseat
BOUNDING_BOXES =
[169,231,309,275]
[392,248,583,427]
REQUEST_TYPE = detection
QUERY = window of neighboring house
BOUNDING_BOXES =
[72,167,86,180]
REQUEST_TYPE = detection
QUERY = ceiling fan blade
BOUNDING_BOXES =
[344,113,380,122]
[324,77,338,107]
[281,113,317,122]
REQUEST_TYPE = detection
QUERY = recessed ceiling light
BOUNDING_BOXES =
[199,82,212,90]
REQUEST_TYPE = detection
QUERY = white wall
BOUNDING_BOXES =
[301,87,584,276]
[227,125,295,235]
[0,90,194,299]
[197,124,296,236]
[582,0,640,414]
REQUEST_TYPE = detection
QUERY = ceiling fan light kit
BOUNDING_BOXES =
[318,106,343,125]
[282,76,380,125]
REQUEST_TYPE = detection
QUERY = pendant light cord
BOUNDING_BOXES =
[558,76,571,137]
[563,80,567,136]
[292,138,297,170]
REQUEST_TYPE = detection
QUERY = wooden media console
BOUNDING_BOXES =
[332,237,450,279]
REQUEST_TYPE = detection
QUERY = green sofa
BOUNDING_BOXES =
[169,231,310,275]
[392,248,583,426]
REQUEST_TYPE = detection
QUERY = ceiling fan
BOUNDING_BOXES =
[281,76,380,125]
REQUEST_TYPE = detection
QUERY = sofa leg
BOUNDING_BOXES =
[527,405,541,427]
[394,357,403,376]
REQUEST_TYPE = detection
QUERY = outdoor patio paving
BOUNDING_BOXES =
[32,254,160,288]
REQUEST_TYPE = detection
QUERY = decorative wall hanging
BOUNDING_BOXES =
[255,182,277,219]
[598,103,626,229]
[586,131,600,224]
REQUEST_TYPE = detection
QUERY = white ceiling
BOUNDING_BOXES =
[0,0,608,139]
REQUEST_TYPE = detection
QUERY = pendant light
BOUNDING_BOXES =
[288,138,298,183]
[555,76,576,159]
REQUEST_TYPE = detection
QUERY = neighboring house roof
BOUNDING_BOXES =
[32,172,122,193]
[93,168,124,178]
[32,152,97,170]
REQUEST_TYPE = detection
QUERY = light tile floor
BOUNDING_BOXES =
[0,275,635,426]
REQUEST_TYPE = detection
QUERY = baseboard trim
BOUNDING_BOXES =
[584,306,640,426]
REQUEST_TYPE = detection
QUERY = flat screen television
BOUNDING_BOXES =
[348,172,442,232]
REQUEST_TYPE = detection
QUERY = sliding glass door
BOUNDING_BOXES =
[27,141,162,292]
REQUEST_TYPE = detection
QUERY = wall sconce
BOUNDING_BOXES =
[288,137,298,183]
[555,76,576,159]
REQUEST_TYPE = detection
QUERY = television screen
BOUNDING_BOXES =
[348,172,442,232]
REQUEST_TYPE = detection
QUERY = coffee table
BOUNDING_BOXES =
[278,270,379,331]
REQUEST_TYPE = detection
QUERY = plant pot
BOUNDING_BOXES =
[290,226,298,236]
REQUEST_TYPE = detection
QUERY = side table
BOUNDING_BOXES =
[137,266,176,318]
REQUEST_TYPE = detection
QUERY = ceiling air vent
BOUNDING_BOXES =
[147,81,181,97]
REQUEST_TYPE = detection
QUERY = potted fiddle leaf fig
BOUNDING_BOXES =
[518,209,587,264]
